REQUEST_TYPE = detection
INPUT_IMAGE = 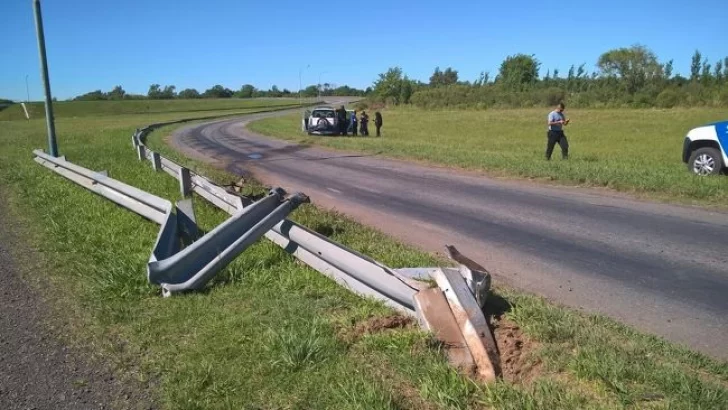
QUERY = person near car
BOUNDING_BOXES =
[374,112,383,137]
[349,111,358,136]
[360,111,370,136]
[545,102,570,160]
[337,105,348,136]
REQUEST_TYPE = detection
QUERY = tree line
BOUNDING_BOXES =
[369,45,728,109]
[72,83,366,101]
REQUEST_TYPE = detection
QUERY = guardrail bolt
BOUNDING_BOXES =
[179,167,192,197]
[151,152,162,172]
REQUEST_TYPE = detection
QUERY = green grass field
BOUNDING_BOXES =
[248,107,728,207]
[1,100,726,409]
[0,97,309,121]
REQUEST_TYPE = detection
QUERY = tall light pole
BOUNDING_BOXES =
[25,75,30,103]
[298,64,309,107]
[32,0,58,157]
[317,71,327,101]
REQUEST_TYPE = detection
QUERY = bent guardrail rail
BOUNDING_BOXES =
[132,125,422,314]
[151,189,308,295]
[33,149,306,297]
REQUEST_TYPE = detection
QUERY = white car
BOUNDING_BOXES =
[683,120,728,175]
[302,107,355,136]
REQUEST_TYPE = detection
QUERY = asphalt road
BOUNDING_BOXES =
[171,104,728,359]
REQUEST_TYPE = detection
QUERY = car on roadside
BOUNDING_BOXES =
[302,106,355,136]
[683,120,728,176]
[303,106,338,135]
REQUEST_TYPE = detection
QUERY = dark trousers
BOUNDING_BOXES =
[375,124,381,136]
[546,130,569,159]
[360,122,369,136]
[339,120,347,136]
[351,122,357,136]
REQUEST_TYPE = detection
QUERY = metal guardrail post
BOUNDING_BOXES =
[151,152,162,171]
[179,167,192,197]
[137,144,146,161]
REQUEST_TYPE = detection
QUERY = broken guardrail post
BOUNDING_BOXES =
[415,287,476,374]
[179,167,192,197]
[432,267,500,383]
[151,152,162,171]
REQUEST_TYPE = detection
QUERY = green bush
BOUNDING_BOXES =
[656,89,681,108]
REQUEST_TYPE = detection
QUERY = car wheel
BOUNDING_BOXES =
[688,147,724,176]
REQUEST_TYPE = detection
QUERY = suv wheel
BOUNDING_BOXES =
[688,147,724,176]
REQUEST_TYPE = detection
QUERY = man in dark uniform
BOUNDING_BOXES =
[359,111,369,136]
[374,111,383,137]
[336,105,348,136]
[545,102,570,160]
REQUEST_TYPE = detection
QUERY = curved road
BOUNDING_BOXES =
[171,104,728,359]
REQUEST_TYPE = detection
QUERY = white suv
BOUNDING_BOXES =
[302,107,355,136]
[303,107,338,135]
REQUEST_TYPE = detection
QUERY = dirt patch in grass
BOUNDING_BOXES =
[355,315,415,336]
[492,317,543,384]
[338,314,416,344]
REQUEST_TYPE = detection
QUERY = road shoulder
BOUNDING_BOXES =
[0,191,155,410]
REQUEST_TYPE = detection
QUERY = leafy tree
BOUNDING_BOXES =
[373,67,405,104]
[74,90,107,101]
[597,45,662,93]
[429,67,459,87]
[202,85,234,98]
[690,50,702,81]
[161,85,176,99]
[178,88,201,99]
[147,84,162,99]
[701,59,712,85]
[107,85,126,100]
[664,60,674,79]
[497,54,540,89]
[715,60,724,82]
[237,84,256,98]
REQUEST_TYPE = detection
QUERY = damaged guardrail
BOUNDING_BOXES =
[132,122,503,382]
[133,127,422,315]
[151,189,308,296]
[32,149,307,297]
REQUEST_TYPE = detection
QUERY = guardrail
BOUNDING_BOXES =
[33,105,504,382]
[133,124,423,314]
[33,149,307,297]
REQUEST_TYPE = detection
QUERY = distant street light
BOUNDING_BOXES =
[298,64,310,107]
[317,71,327,101]
[32,0,59,157]
[25,74,30,103]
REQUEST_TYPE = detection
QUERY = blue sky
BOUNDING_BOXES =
[1,0,726,101]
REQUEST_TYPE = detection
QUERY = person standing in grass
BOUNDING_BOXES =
[360,111,370,136]
[337,105,348,136]
[546,102,570,160]
[374,111,383,137]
